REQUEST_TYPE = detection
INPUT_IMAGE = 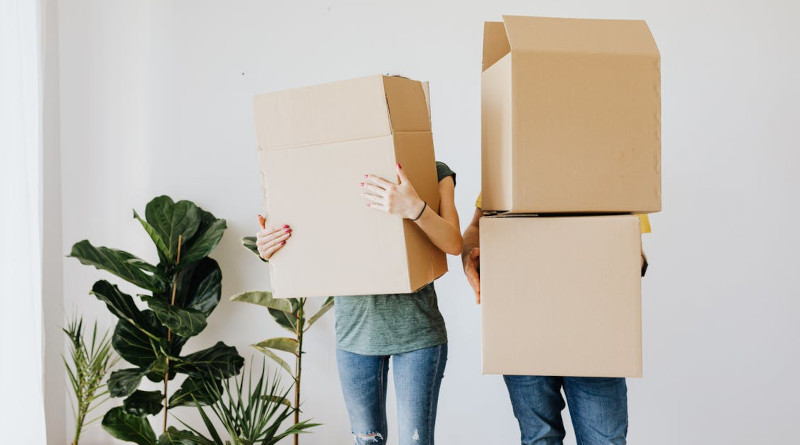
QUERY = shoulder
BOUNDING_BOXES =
[435,161,456,186]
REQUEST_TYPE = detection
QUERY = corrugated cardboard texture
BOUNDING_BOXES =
[254,75,446,298]
[481,16,661,213]
[480,215,642,377]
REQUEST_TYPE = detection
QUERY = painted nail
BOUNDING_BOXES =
[284,228,291,233]
[283,224,289,229]
[281,240,286,245]
[364,174,368,178]
[397,163,402,169]
[359,182,364,186]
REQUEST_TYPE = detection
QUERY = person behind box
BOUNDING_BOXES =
[461,195,648,445]
[255,162,461,445]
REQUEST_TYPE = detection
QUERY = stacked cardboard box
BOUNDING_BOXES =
[480,16,661,377]
[253,75,446,299]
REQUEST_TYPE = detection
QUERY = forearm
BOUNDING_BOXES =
[415,205,463,255]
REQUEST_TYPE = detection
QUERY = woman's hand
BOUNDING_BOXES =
[360,163,426,219]
[463,247,481,304]
[256,214,292,261]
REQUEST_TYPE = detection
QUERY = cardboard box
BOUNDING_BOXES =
[253,75,447,299]
[480,214,642,377]
[481,15,661,213]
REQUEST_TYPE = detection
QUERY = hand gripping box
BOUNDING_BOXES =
[253,75,447,299]
[481,16,661,214]
[480,214,643,377]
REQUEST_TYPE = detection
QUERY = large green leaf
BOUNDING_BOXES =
[90,280,151,330]
[175,342,243,379]
[230,291,293,313]
[156,427,213,445]
[123,390,164,416]
[252,344,293,376]
[168,376,222,408]
[242,236,267,262]
[102,406,157,445]
[142,296,207,338]
[306,296,334,328]
[70,241,167,292]
[133,209,170,264]
[180,208,226,266]
[174,257,222,317]
[112,311,165,368]
[253,337,299,355]
[144,196,201,264]
[108,368,147,397]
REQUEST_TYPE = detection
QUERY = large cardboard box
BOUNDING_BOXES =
[481,16,661,214]
[480,214,642,377]
[253,75,447,299]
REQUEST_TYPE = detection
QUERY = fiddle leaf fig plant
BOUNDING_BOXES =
[232,236,334,445]
[69,196,244,444]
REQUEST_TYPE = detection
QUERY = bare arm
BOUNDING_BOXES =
[362,164,462,256]
[461,207,482,303]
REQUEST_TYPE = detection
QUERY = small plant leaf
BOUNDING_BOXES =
[230,290,294,313]
[142,296,207,338]
[306,296,334,328]
[252,344,293,376]
[253,337,299,355]
[133,209,170,264]
[69,240,167,292]
[102,406,157,445]
[242,236,267,262]
[123,390,164,416]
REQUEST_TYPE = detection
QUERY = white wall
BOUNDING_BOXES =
[56,0,800,444]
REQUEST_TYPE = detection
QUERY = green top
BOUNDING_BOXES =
[334,161,456,356]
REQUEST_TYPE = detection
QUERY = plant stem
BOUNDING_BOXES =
[293,298,305,445]
[164,234,183,433]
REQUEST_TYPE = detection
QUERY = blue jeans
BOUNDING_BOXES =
[336,344,448,445]
[504,376,628,445]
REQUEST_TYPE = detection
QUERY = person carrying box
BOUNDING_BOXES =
[462,196,649,445]
[255,162,461,445]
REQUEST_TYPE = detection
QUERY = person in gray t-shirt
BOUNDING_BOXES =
[255,161,461,445]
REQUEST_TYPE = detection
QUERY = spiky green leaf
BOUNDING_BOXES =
[253,337,299,355]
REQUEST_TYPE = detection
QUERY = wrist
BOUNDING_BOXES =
[409,199,427,221]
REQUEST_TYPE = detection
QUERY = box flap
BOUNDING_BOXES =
[253,75,392,150]
[482,21,511,71]
[382,76,432,132]
[501,15,659,56]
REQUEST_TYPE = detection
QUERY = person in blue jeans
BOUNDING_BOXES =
[461,200,647,445]
[256,162,462,445]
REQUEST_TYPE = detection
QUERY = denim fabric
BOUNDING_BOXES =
[503,375,628,445]
[336,344,448,445]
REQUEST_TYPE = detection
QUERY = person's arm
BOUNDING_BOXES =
[461,207,482,304]
[362,164,462,255]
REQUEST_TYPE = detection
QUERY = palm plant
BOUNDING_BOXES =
[64,315,120,445]
[232,237,333,445]
[174,360,319,445]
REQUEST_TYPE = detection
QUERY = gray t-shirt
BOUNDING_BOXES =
[334,161,456,356]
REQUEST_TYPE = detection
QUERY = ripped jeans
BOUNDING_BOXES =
[336,344,448,445]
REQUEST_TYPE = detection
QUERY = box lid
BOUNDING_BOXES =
[254,75,431,150]
[482,16,660,72]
